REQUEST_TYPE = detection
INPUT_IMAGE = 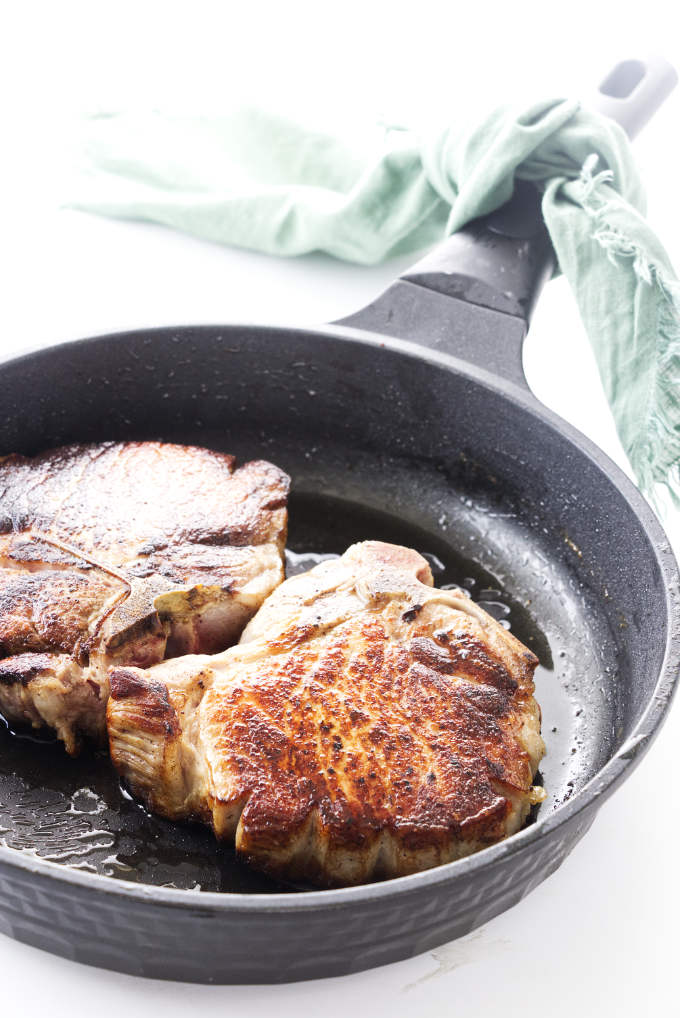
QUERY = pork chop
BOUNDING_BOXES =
[107,541,545,887]
[0,442,289,752]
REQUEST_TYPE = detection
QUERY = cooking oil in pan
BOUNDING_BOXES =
[0,494,580,893]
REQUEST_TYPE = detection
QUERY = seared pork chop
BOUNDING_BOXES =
[0,442,289,752]
[108,541,545,886]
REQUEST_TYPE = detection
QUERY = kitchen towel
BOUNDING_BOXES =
[71,102,680,505]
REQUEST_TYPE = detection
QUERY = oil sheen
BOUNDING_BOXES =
[0,494,562,893]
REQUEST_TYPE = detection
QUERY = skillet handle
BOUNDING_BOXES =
[335,55,677,387]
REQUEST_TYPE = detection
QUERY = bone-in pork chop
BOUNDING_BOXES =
[108,541,545,886]
[0,442,289,752]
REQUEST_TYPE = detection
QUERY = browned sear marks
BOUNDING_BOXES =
[108,541,545,886]
[0,442,289,751]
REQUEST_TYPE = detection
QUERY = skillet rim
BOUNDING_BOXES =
[0,321,678,911]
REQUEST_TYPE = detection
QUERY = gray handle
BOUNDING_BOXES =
[588,55,678,139]
[400,54,678,321]
[336,55,677,388]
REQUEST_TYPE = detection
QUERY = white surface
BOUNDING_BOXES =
[2,3,680,1014]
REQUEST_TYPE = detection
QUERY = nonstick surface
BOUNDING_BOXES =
[0,324,669,901]
[1,492,564,893]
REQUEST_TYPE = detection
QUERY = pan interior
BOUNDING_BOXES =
[0,488,604,894]
[0,325,660,893]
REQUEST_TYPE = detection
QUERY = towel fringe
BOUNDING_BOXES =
[576,158,680,511]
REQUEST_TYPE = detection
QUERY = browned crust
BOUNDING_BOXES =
[0,653,55,686]
[109,667,179,737]
[0,443,290,569]
[106,542,543,886]
[0,442,290,750]
[207,617,536,854]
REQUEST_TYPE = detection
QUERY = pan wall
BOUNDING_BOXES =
[0,324,667,744]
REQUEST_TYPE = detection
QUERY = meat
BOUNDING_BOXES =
[0,442,289,752]
[107,541,545,887]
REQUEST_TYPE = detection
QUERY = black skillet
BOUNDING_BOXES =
[0,58,679,983]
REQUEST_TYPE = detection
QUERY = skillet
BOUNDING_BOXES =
[0,58,679,982]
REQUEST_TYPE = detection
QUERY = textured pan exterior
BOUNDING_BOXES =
[0,802,597,982]
[0,324,678,983]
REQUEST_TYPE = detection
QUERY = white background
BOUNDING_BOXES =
[2,2,680,1014]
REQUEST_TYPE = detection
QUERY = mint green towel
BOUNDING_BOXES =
[73,103,680,505]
